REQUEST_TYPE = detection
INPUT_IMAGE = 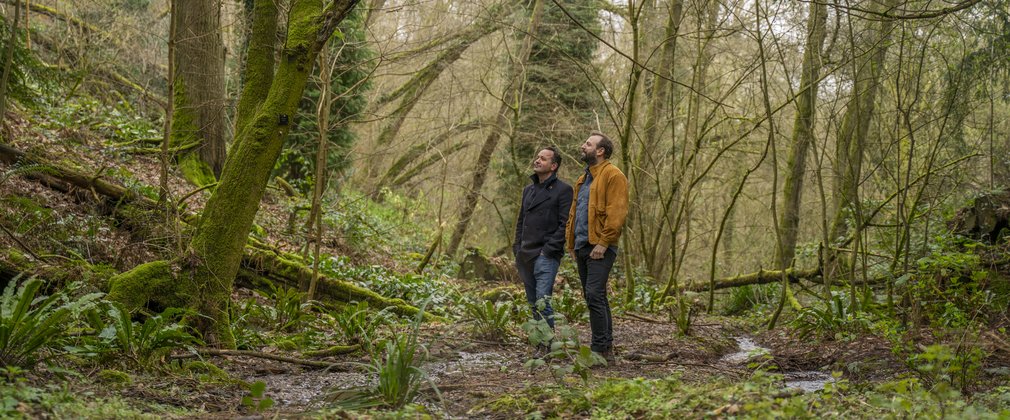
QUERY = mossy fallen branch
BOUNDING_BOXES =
[686,267,822,292]
[301,344,360,358]
[0,143,431,320]
[239,240,442,321]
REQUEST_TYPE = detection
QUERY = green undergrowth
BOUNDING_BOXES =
[479,371,1010,419]
[0,381,194,419]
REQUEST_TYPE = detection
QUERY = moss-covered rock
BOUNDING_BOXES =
[107,260,189,313]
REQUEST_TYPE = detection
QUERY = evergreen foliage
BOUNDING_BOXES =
[496,0,604,220]
[277,8,373,193]
[0,15,55,112]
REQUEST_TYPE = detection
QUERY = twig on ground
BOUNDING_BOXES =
[621,312,665,324]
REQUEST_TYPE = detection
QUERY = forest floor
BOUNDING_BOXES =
[4,107,1010,418]
[24,305,909,418]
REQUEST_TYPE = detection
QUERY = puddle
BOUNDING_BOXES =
[721,336,835,393]
[247,370,371,409]
[720,336,770,364]
[425,350,512,382]
[784,371,835,393]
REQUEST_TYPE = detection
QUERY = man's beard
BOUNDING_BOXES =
[580,151,596,165]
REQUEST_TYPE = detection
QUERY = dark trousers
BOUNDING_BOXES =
[575,246,616,352]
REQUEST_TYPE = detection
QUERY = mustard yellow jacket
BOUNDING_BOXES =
[565,160,629,251]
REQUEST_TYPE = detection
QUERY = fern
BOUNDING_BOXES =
[0,276,101,368]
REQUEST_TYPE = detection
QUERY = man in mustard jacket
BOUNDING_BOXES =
[565,131,628,365]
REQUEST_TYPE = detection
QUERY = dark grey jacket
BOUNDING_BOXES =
[513,172,573,263]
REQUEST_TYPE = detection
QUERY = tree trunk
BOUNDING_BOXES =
[829,0,897,254]
[0,0,22,125]
[233,0,278,142]
[369,5,513,192]
[636,0,682,281]
[446,0,544,257]
[186,0,360,347]
[171,0,228,185]
[776,0,828,269]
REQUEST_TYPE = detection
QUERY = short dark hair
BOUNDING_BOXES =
[590,131,614,159]
[542,146,561,171]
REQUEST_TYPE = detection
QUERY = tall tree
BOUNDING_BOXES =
[170,0,227,186]
[446,0,546,257]
[111,0,361,347]
[829,0,898,252]
[776,1,828,269]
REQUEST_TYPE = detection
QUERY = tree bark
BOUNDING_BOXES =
[829,0,898,253]
[233,0,277,142]
[0,0,22,126]
[776,0,828,269]
[171,0,228,185]
[185,0,360,347]
[446,0,544,257]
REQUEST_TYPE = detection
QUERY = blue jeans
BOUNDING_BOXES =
[516,254,560,329]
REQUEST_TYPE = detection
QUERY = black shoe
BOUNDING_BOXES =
[533,345,551,360]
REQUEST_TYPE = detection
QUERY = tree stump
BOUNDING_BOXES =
[950,190,1010,242]
[458,247,519,283]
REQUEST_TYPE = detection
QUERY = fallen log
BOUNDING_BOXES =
[685,267,822,292]
[0,143,430,318]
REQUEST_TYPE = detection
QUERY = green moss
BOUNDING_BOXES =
[107,260,189,313]
[480,286,519,302]
[178,154,217,188]
[183,361,226,378]
[96,369,132,386]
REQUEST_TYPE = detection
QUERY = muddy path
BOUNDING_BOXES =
[206,315,887,417]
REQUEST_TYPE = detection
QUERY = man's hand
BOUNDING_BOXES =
[590,244,607,260]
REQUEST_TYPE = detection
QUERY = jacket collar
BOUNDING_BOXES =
[529,171,558,187]
[586,159,611,178]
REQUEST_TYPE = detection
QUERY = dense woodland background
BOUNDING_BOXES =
[2,0,1010,417]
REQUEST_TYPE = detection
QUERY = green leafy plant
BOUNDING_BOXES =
[253,283,315,332]
[908,343,985,394]
[241,381,275,413]
[229,299,265,350]
[329,304,436,409]
[0,276,101,368]
[791,292,874,340]
[523,314,604,384]
[551,285,587,324]
[463,299,513,341]
[330,301,392,348]
[96,304,201,367]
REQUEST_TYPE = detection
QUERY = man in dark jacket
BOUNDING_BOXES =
[514,146,573,333]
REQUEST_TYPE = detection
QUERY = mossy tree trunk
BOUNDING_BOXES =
[170,0,228,186]
[187,0,360,347]
[234,0,278,143]
[776,0,827,270]
[828,0,897,262]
